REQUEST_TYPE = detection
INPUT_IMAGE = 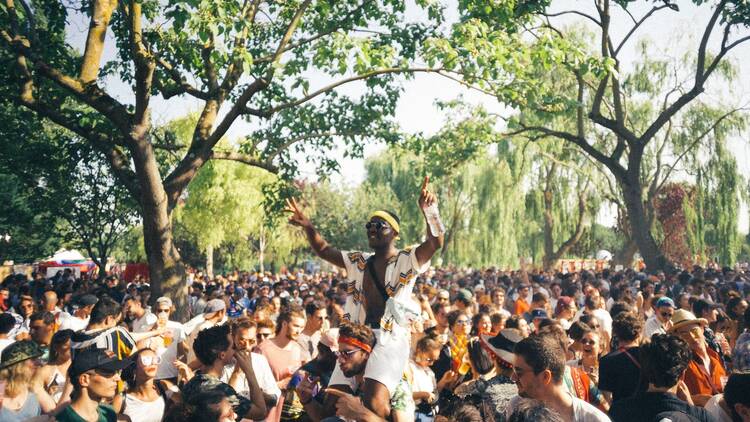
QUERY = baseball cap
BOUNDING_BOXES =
[530,309,549,320]
[69,348,131,378]
[655,297,676,309]
[457,289,473,302]
[204,298,226,314]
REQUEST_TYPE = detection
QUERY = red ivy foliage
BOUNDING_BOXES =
[654,183,695,266]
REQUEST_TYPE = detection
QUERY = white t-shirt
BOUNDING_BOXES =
[133,312,158,333]
[57,312,88,332]
[408,361,436,403]
[507,394,611,422]
[591,308,612,337]
[644,314,668,339]
[149,320,187,380]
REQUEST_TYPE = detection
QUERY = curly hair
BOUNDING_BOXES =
[338,321,375,350]
[612,312,643,343]
[194,324,232,366]
[640,334,691,388]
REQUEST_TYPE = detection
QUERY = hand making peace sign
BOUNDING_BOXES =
[284,197,312,229]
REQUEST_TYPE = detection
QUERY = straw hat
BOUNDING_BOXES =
[668,309,708,333]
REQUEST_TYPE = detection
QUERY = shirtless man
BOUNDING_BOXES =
[286,176,443,419]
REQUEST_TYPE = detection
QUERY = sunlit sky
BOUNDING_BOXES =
[68,1,750,230]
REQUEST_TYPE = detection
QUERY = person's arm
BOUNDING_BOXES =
[322,384,354,419]
[285,198,345,268]
[30,367,58,413]
[326,389,386,422]
[234,349,268,420]
[297,374,325,421]
[415,176,444,267]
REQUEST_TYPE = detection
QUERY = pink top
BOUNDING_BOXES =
[256,339,310,422]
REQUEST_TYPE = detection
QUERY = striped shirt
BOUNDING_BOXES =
[71,326,136,360]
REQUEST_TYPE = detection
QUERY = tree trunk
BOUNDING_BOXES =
[258,225,266,273]
[620,175,667,270]
[132,138,188,321]
[206,244,214,277]
[614,238,638,268]
[544,193,587,271]
[543,189,555,269]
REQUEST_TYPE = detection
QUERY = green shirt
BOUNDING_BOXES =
[56,404,117,422]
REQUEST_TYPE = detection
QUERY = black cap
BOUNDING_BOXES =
[75,294,99,307]
[69,348,131,378]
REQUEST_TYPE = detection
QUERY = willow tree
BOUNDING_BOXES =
[426,0,750,270]
[0,1,443,310]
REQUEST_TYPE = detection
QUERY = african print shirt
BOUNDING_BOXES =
[339,247,429,331]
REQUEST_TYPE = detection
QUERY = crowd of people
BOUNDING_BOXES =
[1,186,750,421]
[1,261,750,421]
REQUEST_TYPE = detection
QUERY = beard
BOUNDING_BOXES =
[341,360,367,378]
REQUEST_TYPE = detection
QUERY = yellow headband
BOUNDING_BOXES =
[369,211,400,236]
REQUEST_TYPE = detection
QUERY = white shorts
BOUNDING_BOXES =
[329,328,410,396]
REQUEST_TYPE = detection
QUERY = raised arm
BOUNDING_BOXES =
[415,176,444,267]
[285,198,346,268]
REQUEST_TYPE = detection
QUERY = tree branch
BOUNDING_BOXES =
[265,67,438,115]
[614,5,669,56]
[656,106,748,194]
[154,56,210,100]
[80,0,118,83]
[211,151,278,173]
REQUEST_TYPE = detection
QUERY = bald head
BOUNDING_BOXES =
[43,291,59,311]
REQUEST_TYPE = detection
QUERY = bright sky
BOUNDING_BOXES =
[66,1,750,230]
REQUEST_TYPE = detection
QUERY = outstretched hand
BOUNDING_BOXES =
[284,197,312,229]
[418,176,437,211]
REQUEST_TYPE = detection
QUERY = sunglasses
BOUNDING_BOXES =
[365,221,390,231]
[455,320,471,325]
[660,312,673,318]
[258,332,273,338]
[580,339,596,346]
[140,355,162,366]
[156,309,170,315]
[335,349,361,360]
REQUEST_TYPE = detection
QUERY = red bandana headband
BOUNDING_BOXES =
[338,336,373,354]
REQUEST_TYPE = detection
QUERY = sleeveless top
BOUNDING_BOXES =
[0,391,41,422]
[122,393,166,422]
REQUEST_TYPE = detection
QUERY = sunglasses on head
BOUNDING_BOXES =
[365,221,390,231]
